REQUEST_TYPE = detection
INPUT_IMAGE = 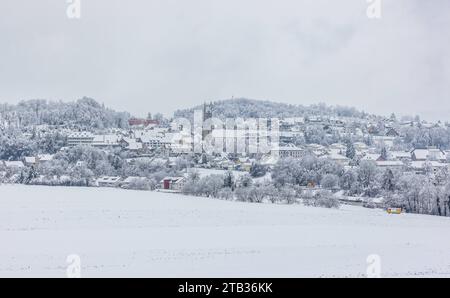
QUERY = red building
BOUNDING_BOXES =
[128,118,159,127]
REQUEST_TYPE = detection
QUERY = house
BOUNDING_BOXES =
[326,152,350,166]
[427,148,447,162]
[376,160,404,169]
[306,143,328,157]
[236,157,252,172]
[410,161,448,174]
[372,136,395,148]
[76,161,86,167]
[353,142,369,153]
[3,161,25,169]
[385,128,399,137]
[271,145,304,159]
[121,177,150,189]
[160,177,186,191]
[23,154,54,166]
[92,134,121,148]
[37,154,53,163]
[67,132,94,146]
[411,149,428,161]
[361,153,383,161]
[96,176,122,187]
[411,148,446,162]
[139,136,170,150]
[23,156,37,166]
[128,118,159,128]
[120,138,143,151]
[329,143,346,153]
[391,151,411,161]
[217,159,236,170]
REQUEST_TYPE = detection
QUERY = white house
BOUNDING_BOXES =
[92,134,121,148]
[121,177,150,189]
[96,176,122,187]
[23,156,37,166]
[3,161,25,169]
[67,132,94,146]
[410,161,448,174]
[271,145,304,159]
[411,148,446,162]
[372,136,396,148]
[390,151,411,161]
[376,160,404,169]
[326,152,350,166]
[160,177,186,191]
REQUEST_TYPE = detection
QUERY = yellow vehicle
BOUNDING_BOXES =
[387,208,402,214]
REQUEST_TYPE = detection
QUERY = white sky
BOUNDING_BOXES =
[0,0,449,120]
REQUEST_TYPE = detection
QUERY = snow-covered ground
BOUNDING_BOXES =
[1,184,450,277]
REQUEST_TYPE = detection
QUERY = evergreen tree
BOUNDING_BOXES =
[345,140,356,159]
[382,168,395,192]
[224,171,235,190]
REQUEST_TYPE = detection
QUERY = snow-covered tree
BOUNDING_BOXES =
[345,140,356,159]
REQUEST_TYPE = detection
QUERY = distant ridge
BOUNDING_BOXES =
[174,98,369,120]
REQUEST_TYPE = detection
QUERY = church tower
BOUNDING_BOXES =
[202,102,213,141]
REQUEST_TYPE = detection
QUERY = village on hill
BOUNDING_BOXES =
[1,98,450,217]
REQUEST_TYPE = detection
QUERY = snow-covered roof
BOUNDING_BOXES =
[68,132,94,138]
[260,155,279,165]
[326,153,349,161]
[187,168,248,179]
[412,148,446,161]
[428,149,446,160]
[410,161,448,169]
[122,176,148,183]
[412,149,429,160]
[391,151,411,159]
[38,154,54,162]
[160,177,185,183]
[373,136,395,141]
[97,176,122,183]
[24,156,37,164]
[353,142,368,149]
[376,160,404,167]
[362,153,381,161]
[92,134,121,145]
[4,161,25,168]
[329,143,346,150]
[271,145,303,152]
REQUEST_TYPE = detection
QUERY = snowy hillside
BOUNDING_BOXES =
[1,185,450,277]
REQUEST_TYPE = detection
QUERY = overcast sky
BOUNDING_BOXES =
[0,0,449,120]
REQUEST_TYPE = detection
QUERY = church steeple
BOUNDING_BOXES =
[202,102,213,142]
[203,102,213,121]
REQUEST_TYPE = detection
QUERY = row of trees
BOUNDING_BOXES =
[179,155,450,216]
[180,170,339,207]
[0,145,185,188]
[2,144,450,216]
[0,129,67,160]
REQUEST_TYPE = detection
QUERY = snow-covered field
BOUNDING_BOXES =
[1,185,450,277]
